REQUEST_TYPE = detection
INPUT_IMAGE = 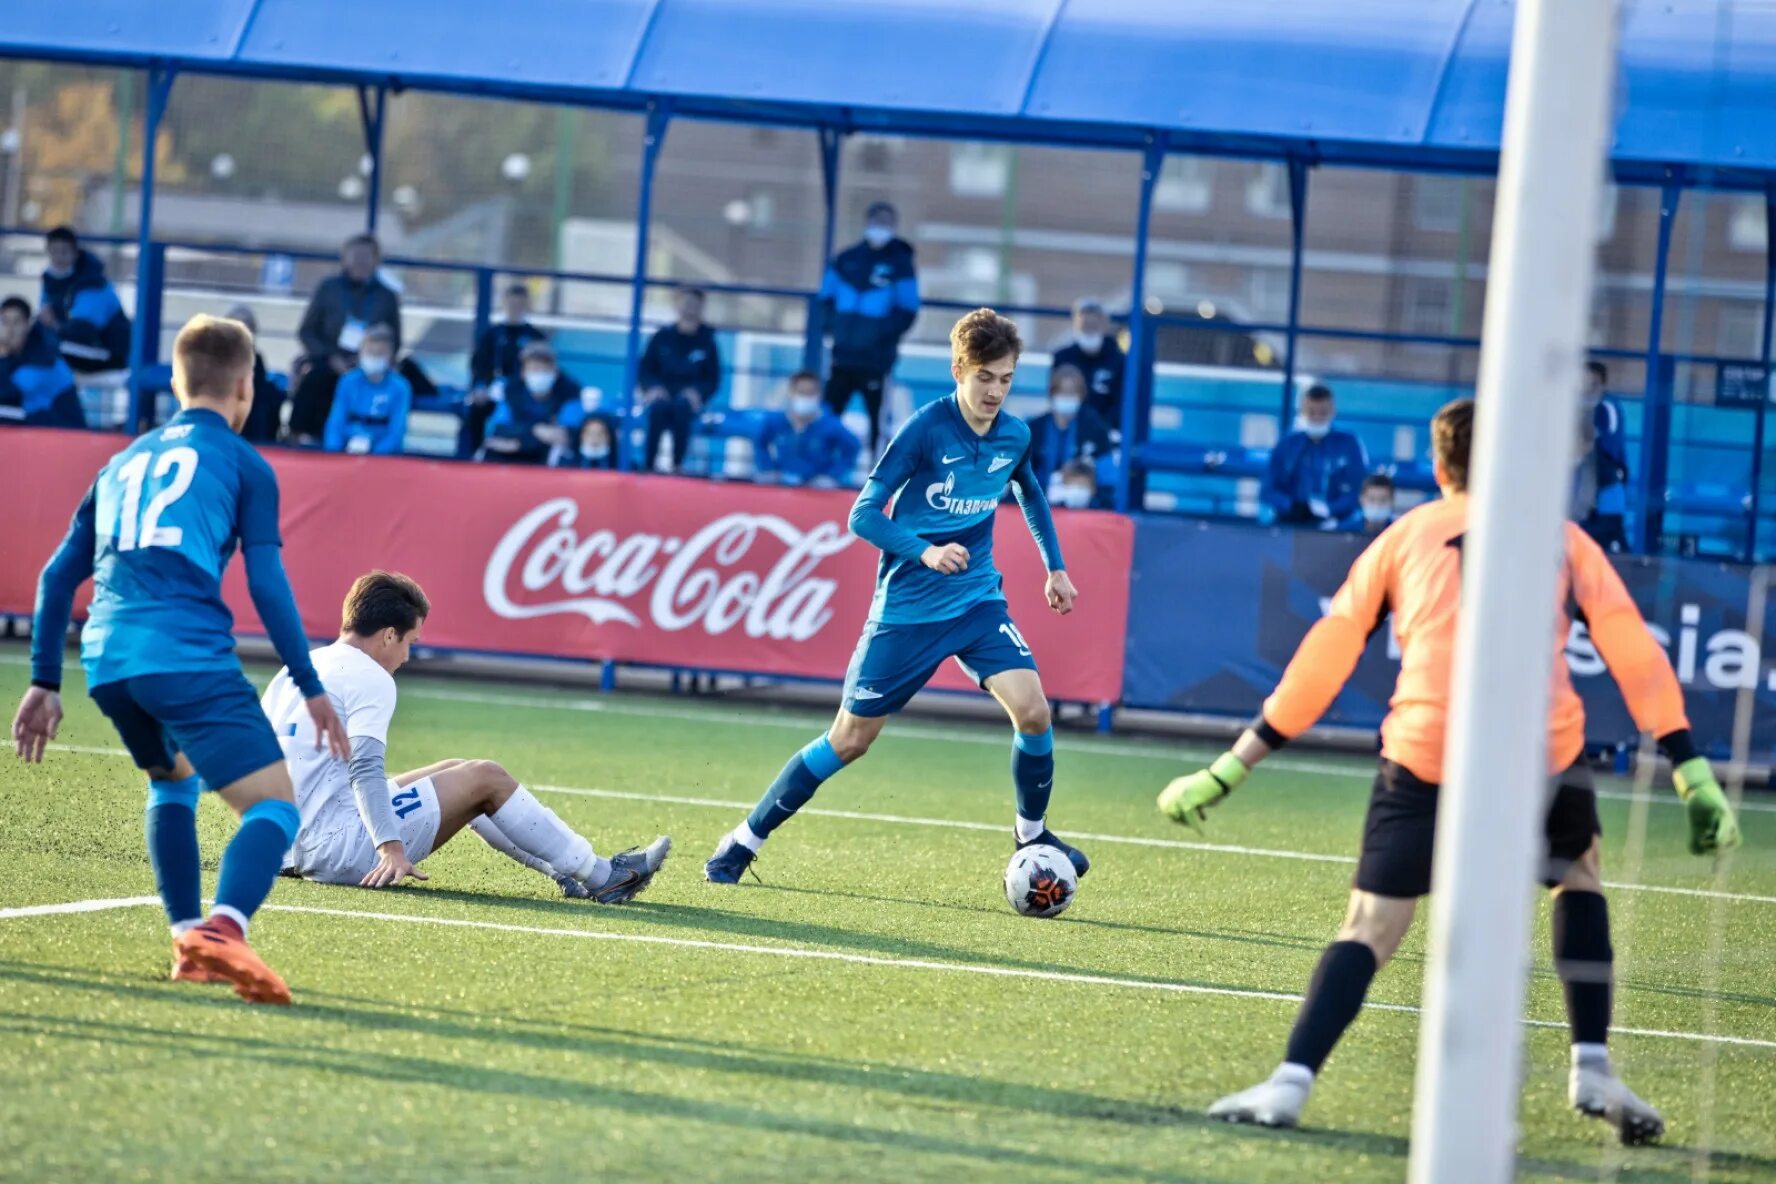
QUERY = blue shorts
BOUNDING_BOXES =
[90,668,285,790]
[841,600,1038,718]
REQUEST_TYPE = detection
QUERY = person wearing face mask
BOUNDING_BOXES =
[485,342,580,465]
[1262,384,1368,530]
[1027,365,1114,490]
[760,370,862,487]
[818,201,921,451]
[565,415,618,471]
[1050,298,1127,429]
[637,285,722,473]
[290,233,402,445]
[1572,360,1630,553]
[225,305,287,445]
[322,324,410,456]
[462,282,549,457]
[39,225,132,373]
[1048,458,1100,511]
[0,296,83,428]
[1356,473,1396,534]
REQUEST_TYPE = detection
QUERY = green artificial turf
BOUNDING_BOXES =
[2,647,1772,1182]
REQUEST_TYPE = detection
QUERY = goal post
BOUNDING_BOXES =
[1407,2,1620,1182]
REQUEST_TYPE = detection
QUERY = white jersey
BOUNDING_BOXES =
[261,641,399,838]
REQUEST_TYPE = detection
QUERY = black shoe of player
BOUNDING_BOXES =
[1017,828,1090,878]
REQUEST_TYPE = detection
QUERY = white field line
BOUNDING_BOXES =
[399,685,1776,813]
[0,895,159,920]
[27,743,1776,906]
[4,894,1774,1052]
[11,654,1773,811]
[530,784,1776,907]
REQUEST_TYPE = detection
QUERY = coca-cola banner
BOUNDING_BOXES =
[2,429,1133,703]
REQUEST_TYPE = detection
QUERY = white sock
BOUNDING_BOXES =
[732,822,765,853]
[584,855,614,889]
[485,787,597,882]
[209,904,250,938]
[1273,1062,1315,1090]
[1572,1043,1612,1072]
[1014,815,1046,843]
[470,815,556,875]
[170,918,202,938]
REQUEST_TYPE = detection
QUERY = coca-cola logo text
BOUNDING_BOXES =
[483,499,855,641]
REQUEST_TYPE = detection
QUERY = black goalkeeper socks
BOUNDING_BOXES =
[1284,940,1379,1073]
[1553,890,1613,1047]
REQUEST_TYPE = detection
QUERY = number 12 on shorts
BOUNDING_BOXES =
[391,786,423,819]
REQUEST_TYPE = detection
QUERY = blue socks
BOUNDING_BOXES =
[1012,727,1055,829]
[213,798,300,931]
[146,775,203,932]
[746,736,846,840]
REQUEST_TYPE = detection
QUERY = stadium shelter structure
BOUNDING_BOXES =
[3,0,1776,552]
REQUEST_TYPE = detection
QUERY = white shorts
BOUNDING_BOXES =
[287,777,443,885]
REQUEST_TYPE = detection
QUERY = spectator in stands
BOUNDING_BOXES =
[463,282,548,456]
[1027,364,1114,489]
[1357,472,1396,534]
[484,342,579,465]
[637,285,721,473]
[560,415,618,471]
[0,296,83,428]
[1051,297,1126,429]
[226,304,286,445]
[290,232,402,445]
[322,324,409,456]
[1574,360,1630,553]
[40,226,132,373]
[819,200,920,450]
[1049,458,1101,511]
[1262,384,1368,530]
[760,369,861,487]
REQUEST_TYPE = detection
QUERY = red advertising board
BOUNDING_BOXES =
[3,429,1132,702]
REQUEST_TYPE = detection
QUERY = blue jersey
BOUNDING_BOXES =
[848,395,1064,625]
[31,407,322,698]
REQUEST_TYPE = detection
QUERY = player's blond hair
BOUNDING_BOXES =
[172,314,256,401]
[950,308,1023,371]
[1432,397,1475,492]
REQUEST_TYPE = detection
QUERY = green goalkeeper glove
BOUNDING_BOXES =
[1673,757,1743,856]
[1158,753,1250,834]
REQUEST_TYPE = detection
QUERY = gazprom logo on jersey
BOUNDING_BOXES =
[925,472,998,516]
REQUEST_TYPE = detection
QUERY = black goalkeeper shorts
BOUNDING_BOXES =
[1355,759,1602,899]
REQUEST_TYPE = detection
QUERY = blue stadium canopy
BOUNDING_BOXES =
[4,0,1775,185]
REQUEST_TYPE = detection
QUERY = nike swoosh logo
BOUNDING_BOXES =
[942,453,965,464]
[988,456,1014,472]
[851,687,884,700]
[1037,779,1053,790]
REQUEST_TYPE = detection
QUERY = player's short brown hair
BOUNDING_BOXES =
[173,314,256,400]
[341,570,430,638]
[950,308,1023,371]
[1432,397,1475,492]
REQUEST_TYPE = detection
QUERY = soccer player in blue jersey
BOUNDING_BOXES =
[12,314,350,1005]
[706,308,1085,885]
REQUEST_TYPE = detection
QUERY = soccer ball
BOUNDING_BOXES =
[1004,844,1077,918]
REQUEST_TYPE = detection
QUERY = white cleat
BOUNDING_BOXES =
[1207,1071,1311,1129]
[1570,1065,1665,1146]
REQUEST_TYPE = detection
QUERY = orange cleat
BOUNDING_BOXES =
[169,943,229,985]
[173,921,292,1005]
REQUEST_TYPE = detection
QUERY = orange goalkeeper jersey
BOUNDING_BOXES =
[1261,494,1689,784]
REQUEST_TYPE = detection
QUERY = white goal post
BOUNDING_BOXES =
[1408,2,1620,1182]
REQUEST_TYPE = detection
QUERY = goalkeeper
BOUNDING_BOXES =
[1159,397,1740,1144]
